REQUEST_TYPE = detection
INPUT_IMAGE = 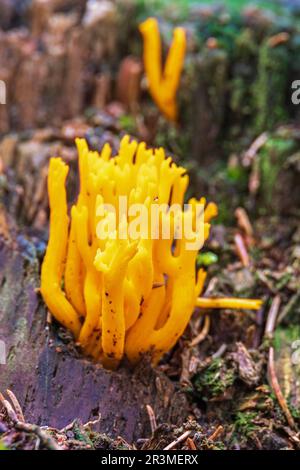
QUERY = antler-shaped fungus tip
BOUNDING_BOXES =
[139,17,187,122]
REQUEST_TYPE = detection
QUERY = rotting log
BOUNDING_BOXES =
[0,124,190,441]
[0,228,189,441]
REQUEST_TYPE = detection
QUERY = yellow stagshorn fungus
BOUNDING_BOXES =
[41,136,262,369]
[139,17,186,122]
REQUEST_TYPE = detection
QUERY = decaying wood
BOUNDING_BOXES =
[0,125,190,441]
[0,230,189,441]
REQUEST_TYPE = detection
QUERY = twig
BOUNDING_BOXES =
[115,436,133,449]
[189,315,210,347]
[277,288,300,324]
[212,343,227,359]
[277,425,300,449]
[146,405,157,434]
[0,391,62,450]
[267,32,290,48]
[203,277,218,296]
[0,392,15,421]
[46,310,52,325]
[243,132,269,167]
[186,437,197,450]
[34,437,41,450]
[235,207,254,243]
[249,160,260,195]
[264,295,281,340]
[59,419,77,433]
[6,389,25,423]
[83,414,102,430]
[234,233,250,267]
[164,430,192,450]
[256,271,277,294]
[264,297,296,430]
[268,347,296,430]
[208,425,224,441]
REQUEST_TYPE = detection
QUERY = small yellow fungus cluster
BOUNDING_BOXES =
[139,17,186,122]
[41,136,262,369]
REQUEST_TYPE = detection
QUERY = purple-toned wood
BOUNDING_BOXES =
[0,234,188,441]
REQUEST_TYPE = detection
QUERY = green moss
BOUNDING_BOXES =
[193,358,236,399]
[258,136,296,206]
[288,402,300,420]
[118,114,136,135]
[73,422,94,448]
[274,325,300,352]
[196,251,218,267]
[253,41,290,133]
[233,411,258,437]
[228,28,260,143]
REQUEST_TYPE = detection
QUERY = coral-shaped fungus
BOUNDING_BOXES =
[139,17,186,122]
[41,136,262,369]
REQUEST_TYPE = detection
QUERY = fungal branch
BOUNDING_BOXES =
[139,17,186,122]
[40,136,262,369]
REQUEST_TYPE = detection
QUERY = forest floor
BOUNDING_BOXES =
[0,118,299,449]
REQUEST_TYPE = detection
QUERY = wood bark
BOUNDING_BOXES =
[0,228,189,441]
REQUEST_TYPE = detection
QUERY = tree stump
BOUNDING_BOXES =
[0,127,190,442]
[0,228,189,441]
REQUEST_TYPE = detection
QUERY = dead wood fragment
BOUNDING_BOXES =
[264,295,281,340]
[277,288,300,324]
[267,32,290,48]
[207,425,223,441]
[233,342,261,387]
[243,132,269,167]
[116,56,143,111]
[0,230,190,442]
[235,207,254,246]
[264,297,296,430]
[189,315,210,347]
[163,430,192,450]
[234,233,250,267]
[186,437,197,449]
[146,405,157,435]
[268,348,296,430]
[6,389,25,423]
